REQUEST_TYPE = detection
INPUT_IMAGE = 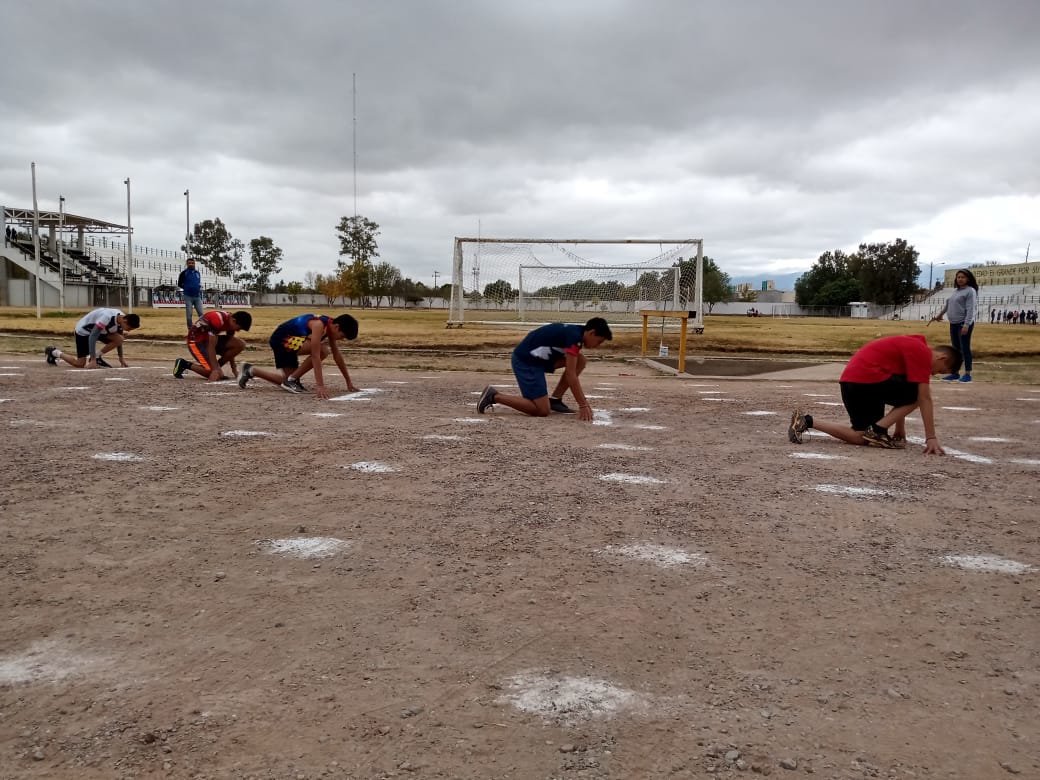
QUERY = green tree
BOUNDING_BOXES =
[370,261,402,308]
[672,255,731,312]
[701,257,733,312]
[794,250,856,306]
[243,236,283,296]
[336,215,380,306]
[855,238,920,305]
[183,218,244,278]
[335,215,380,265]
[483,279,516,304]
[285,280,304,305]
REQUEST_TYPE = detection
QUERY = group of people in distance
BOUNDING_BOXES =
[42,260,974,455]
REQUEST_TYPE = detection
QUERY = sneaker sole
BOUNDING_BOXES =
[477,386,497,413]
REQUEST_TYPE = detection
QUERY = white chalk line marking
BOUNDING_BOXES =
[790,452,848,460]
[969,436,1013,443]
[348,461,397,473]
[592,409,613,426]
[942,406,980,411]
[1015,397,1040,402]
[1009,458,1040,466]
[311,412,343,418]
[803,393,834,397]
[619,407,651,412]
[330,388,385,402]
[744,410,778,416]
[221,430,273,437]
[455,417,487,424]
[635,424,667,430]
[814,484,895,498]
[0,639,104,684]
[257,537,351,559]
[599,443,653,452]
[140,405,179,411]
[58,386,90,390]
[104,377,131,382]
[93,452,144,462]
[423,434,465,441]
[384,381,409,384]
[599,473,666,485]
[696,390,725,394]
[939,554,1035,575]
[815,401,843,406]
[497,670,649,725]
[600,543,709,568]
[0,372,25,377]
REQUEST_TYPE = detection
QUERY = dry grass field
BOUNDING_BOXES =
[1,306,1038,382]
[1,305,1038,779]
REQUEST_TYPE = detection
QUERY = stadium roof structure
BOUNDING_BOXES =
[3,205,127,233]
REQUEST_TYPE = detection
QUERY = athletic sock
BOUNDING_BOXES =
[803,414,813,428]
[52,349,62,358]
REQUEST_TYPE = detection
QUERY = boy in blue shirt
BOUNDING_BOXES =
[239,313,359,400]
[477,317,612,422]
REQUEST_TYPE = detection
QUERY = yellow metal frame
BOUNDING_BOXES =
[640,309,691,373]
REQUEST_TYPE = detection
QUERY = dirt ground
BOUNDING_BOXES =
[1,352,1037,780]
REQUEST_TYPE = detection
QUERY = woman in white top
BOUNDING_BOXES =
[932,269,979,382]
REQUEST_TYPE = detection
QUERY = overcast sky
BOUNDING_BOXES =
[2,0,1037,287]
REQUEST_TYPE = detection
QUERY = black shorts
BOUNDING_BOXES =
[74,332,112,358]
[840,376,919,431]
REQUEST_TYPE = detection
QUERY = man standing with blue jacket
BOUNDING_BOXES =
[177,257,204,331]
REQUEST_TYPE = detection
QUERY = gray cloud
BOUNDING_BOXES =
[2,0,1037,287]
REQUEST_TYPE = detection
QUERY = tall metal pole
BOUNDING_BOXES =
[30,163,43,318]
[124,177,133,313]
[352,73,358,218]
[58,195,66,312]
[184,189,190,254]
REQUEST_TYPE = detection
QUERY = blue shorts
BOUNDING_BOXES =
[511,354,550,400]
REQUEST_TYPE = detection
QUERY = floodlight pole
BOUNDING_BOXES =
[184,189,190,254]
[30,162,42,318]
[58,195,66,312]
[124,177,133,313]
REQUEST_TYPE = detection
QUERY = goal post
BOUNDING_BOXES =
[448,238,704,330]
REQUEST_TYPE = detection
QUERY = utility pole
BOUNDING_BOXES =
[433,270,440,288]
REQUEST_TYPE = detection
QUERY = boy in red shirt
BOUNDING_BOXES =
[173,310,252,381]
[787,335,961,455]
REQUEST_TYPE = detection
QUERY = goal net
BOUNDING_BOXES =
[448,238,704,328]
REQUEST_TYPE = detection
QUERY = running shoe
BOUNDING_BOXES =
[280,378,304,394]
[173,358,190,378]
[958,375,972,383]
[95,355,113,368]
[477,385,497,413]
[863,427,897,448]
[44,346,57,365]
[550,397,576,413]
[787,409,807,443]
[940,373,960,381]
[238,362,253,389]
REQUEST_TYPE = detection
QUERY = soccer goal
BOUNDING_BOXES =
[447,238,704,330]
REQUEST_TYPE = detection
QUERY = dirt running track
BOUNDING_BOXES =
[0,354,1037,779]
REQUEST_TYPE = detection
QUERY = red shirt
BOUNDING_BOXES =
[840,335,933,384]
[188,311,234,345]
